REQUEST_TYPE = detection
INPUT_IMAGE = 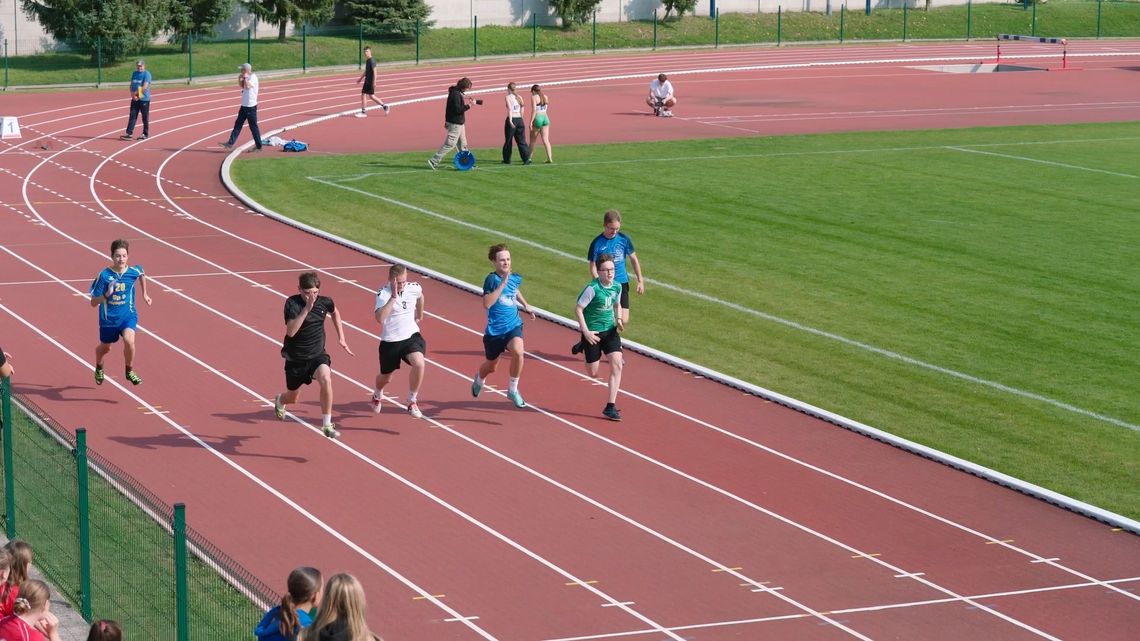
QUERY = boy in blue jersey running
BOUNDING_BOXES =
[574,209,645,354]
[89,239,152,385]
[471,243,535,408]
[575,255,625,421]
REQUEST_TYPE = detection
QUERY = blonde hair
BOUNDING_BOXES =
[303,573,379,641]
[12,579,50,615]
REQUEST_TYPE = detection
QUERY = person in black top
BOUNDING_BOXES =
[355,46,390,117]
[428,77,480,170]
[273,272,354,439]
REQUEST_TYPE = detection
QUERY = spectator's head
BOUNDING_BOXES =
[457,77,472,91]
[298,271,320,292]
[277,567,322,638]
[658,73,668,83]
[12,579,51,616]
[240,62,253,73]
[307,573,374,641]
[364,46,372,57]
[0,547,12,586]
[4,539,33,585]
[87,619,123,641]
[136,60,145,69]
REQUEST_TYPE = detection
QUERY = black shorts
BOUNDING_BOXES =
[284,354,331,391]
[379,333,426,374]
[483,325,524,361]
[362,82,375,96]
[582,327,622,364]
[619,282,630,309]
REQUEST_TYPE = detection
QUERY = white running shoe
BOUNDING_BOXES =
[407,402,422,419]
[662,110,673,118]
[322,424,341,439]
[370,394,382,414]
[355,111,367,118]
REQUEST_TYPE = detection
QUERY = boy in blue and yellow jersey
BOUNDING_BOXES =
[88,239,152,385]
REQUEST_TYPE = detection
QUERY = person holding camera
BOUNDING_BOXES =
[428,77,480,170]
[220,62,262,152]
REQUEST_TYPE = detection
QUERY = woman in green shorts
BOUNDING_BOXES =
[529,84,553,163]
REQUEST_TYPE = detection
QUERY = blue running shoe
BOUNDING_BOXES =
[507,390,526,408]
[471,376,482,398]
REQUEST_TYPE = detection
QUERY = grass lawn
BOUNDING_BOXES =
[232,122,1140,520]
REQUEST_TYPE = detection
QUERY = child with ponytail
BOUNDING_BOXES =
[0,579,62,641]
[255,567,322,641]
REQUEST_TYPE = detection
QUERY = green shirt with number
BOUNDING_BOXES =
[577,279,621,332]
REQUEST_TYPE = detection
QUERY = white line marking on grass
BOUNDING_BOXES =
[946,147,1139,178]
[307,176,1140,433]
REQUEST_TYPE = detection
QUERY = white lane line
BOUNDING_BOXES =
[539,576,1140,641]
[947,145,1139,178]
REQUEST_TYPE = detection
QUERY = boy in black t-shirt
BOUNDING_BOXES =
[273,272,354,438]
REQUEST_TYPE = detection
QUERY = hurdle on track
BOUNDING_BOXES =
[994,34,1081,71]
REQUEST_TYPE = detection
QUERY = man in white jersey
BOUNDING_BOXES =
[370,264,427,419]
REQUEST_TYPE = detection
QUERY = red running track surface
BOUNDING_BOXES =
[2,43,1139,641]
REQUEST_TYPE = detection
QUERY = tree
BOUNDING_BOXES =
[343,0,433,38]
[168,0,236,52]
[240,0,335,42]
[21,0,175,63]
[549,0,602,29]
[662,0,698,20]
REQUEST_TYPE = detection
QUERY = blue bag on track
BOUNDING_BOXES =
[283,139,308,152]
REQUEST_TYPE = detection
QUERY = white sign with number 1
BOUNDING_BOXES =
[2,117,22,139]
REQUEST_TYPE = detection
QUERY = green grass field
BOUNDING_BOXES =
[232,122,1140,521]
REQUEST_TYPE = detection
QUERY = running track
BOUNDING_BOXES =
[2,42,1139,640]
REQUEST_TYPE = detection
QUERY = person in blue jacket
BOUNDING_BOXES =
[255,567,322,641]
[120,60,152,140]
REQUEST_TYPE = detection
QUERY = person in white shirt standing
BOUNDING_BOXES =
[221,62,262,152]
[646,73,677,117]
[370,264,427,419]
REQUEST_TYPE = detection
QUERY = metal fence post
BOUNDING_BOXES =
[302,24,307,71]
[903,2,908,41]
[3,40,8,91]
[778,6,783,46]
[187,33,193,84]
[715,8,720,48]
[473,15,478,59]
[358,25,363,67]
[96,37,102,87]
[174,503,189,641]
[532,13,537,56]
[967,0,973,40]
[75,428,92,621]
[840,4,846,44]
[592,12,597,54]
[415,20,421,64]
[1096,0,1102,38]
[653,11,658,50]
[2,377,14,538]
[246,28,252,64]
[1031,0,1037,36]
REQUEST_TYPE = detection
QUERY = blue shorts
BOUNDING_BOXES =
[483,325,524,361]
[99,316,138,344]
